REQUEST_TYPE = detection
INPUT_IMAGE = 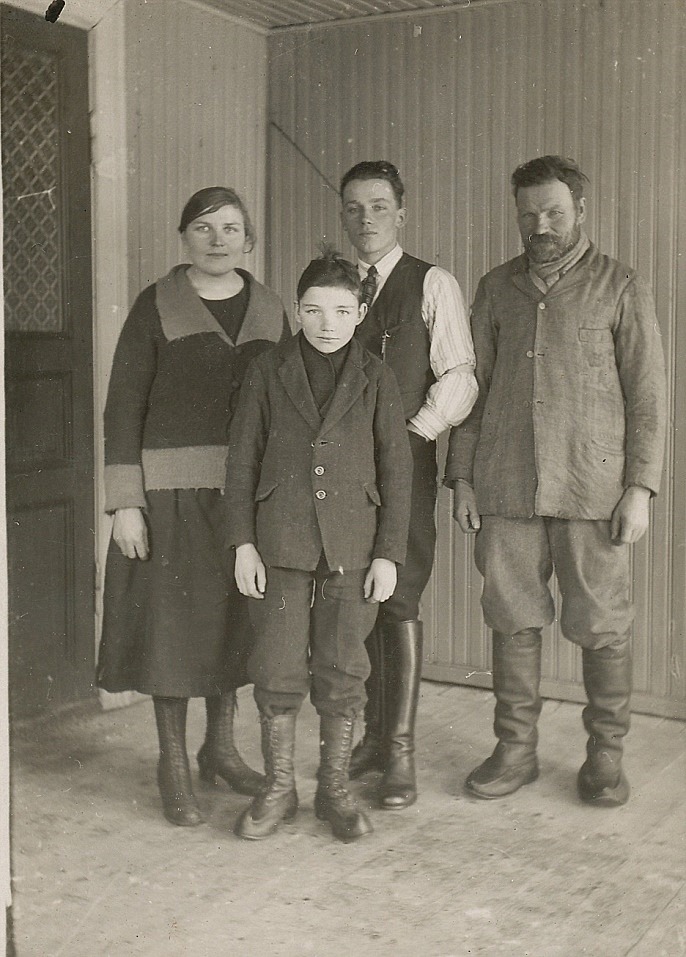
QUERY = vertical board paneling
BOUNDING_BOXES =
[268,0,685,717]
[125,0,268,300]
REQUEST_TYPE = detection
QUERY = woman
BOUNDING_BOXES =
[97,186,290,826]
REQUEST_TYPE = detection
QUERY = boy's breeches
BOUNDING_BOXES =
[474,515,634,647]
[247,554,379,717]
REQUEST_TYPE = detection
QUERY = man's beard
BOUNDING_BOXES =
[526,224,581,263]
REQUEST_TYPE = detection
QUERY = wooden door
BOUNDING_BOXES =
[2,5,94,718]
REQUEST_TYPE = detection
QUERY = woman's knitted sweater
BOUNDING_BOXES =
[104,265,289,511]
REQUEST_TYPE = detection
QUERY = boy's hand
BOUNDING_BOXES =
[364,558,397,604]
[235,543,267,599]
[452,481,481,533]
[113,507,149,560]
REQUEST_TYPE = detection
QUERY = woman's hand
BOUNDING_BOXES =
[453,481,481,534]
[364,558,397,604]
[112,508,149,560]
[235,543,267,599]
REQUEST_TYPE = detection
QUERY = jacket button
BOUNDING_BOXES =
[315,489,327,500]
[526,350,534,358]
[314,466,325,476]
[539,302,546,310]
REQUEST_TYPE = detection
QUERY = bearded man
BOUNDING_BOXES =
[445,155,666,807]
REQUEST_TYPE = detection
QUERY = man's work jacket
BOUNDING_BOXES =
[445,243,666,520]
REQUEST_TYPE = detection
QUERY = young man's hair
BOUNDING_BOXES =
[178,186,257,251]
[297,245,362,302]
[340,160,405,207]
[510,155,589,205]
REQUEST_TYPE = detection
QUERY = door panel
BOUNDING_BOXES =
[2,4,94,717]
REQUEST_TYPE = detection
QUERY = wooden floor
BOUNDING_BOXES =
[9,682,686,957]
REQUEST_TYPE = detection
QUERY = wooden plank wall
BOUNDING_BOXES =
[124,0,269,299]
[267,0,686,718]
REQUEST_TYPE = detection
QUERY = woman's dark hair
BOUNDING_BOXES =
[340,160,405,207]
[296,244,362,302]
[510,155,589,206]
[178,186,256,251]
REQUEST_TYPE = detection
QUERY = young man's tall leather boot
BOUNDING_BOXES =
[379,620,423,810]
[577,638,632,807]
[315,715,373,842]
[349,623,386,778]
[234,712,298,840]
[466,628,542,799]
[197,691,265,795]
[154,696,204,826]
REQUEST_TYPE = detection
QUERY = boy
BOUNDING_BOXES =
[225,251,412,842]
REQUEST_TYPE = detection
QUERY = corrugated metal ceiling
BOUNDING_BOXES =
[207,0,468,30]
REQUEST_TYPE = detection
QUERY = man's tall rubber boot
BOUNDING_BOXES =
[153,696,204,826]
[466,628,542,799]
[315,715,373,843]
[578,638,632,807]
[379,620,423,810]
[197,691,265,795]
[349,623,386,778]
[234,713,299,840]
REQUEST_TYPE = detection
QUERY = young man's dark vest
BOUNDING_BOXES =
[355,253,434,420]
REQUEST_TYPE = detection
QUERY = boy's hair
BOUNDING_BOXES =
[340,160,405,207]
[178,186,257,251]
[297,245,362,302]
[510,155,589,206]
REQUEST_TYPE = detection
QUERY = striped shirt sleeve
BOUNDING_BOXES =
[408,265,478,441]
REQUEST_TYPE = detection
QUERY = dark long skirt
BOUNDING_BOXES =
[97,488,252,697]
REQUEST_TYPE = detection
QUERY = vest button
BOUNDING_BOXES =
[314,466,325,475]
[315,490,327,500]
[539,302,546,310]
[526,350,534,358]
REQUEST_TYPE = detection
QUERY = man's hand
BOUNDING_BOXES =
[113,507,149,560]
[364,558,397,604]
[235,543,267,599]
[452,481,481,533]
[610,486,651,545]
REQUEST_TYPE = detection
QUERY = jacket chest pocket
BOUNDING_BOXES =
[579,327,614,368]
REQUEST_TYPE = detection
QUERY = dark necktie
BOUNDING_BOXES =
[361,265,378,307]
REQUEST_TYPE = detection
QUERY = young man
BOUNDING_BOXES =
[340,160,477,809]
[446,155,666,806]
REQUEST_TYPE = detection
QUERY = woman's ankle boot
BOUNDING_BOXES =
[154,696,204,826]
[235,712,298,840]
[198,691,265,796]
[315,715,373,843]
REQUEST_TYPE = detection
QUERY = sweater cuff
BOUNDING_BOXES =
[105,464,147,512]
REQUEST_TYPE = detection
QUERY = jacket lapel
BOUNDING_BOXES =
[319,339,370,436]
[510,255,541,301]
[277,334,322,431]
[234,270,284,346]
[156,265,235,345]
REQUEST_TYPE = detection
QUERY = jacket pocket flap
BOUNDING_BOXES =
[364,483,382,506]
[579,327,613,343]
[255,480,279,502]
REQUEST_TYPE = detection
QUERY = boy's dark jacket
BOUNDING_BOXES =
[225,332,412,571]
